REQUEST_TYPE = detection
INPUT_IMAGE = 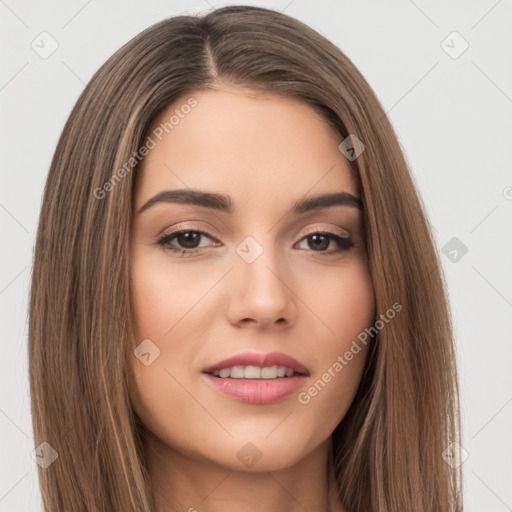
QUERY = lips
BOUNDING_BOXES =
[201,351,310,404]
[202,351,309,376]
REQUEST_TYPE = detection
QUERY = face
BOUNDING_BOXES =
[128,86,376,472]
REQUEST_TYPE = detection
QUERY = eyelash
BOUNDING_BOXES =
[156,228,355,257]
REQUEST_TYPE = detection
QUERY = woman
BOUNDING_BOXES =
[28,5,463,511]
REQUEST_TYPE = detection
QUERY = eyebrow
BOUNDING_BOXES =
[137,189,363,215]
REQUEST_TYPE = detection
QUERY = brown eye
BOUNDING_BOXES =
[297,231,355,254]
[307,233,330,251]
[174,231,202,248]
[157,229,216,255]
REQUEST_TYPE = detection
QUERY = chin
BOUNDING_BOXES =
[201,431,319,473]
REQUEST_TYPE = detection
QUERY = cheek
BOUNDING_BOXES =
[130,255,209,340]
[127,256,220,448]
[333,266,375,348]
[303,259,376,351]
[294,261,375,423]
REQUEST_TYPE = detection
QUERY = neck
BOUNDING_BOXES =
[144,432,345,512]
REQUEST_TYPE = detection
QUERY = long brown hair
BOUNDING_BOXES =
[28,5,462,510]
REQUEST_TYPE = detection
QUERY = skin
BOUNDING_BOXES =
[128,85,376,512]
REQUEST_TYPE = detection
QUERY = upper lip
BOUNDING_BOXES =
[202,351,309,376]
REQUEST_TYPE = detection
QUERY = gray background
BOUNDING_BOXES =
[1,0,511,510]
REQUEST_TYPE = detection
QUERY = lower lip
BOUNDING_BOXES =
[202,373,306,404]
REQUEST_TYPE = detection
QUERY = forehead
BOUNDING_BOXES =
[134,87,359,210]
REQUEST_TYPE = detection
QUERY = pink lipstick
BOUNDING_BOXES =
[202,351,309,405]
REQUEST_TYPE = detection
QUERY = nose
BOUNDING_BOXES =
[225,243,297,329]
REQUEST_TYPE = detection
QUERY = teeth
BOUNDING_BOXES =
[219,368,230,378]
[245,365,261,378]
[211,365,297,379]
[230,366,245,378]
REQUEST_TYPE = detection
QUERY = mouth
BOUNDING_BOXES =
[201,352,309,404]
[202,351,309,377]
[205,365,304,379]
